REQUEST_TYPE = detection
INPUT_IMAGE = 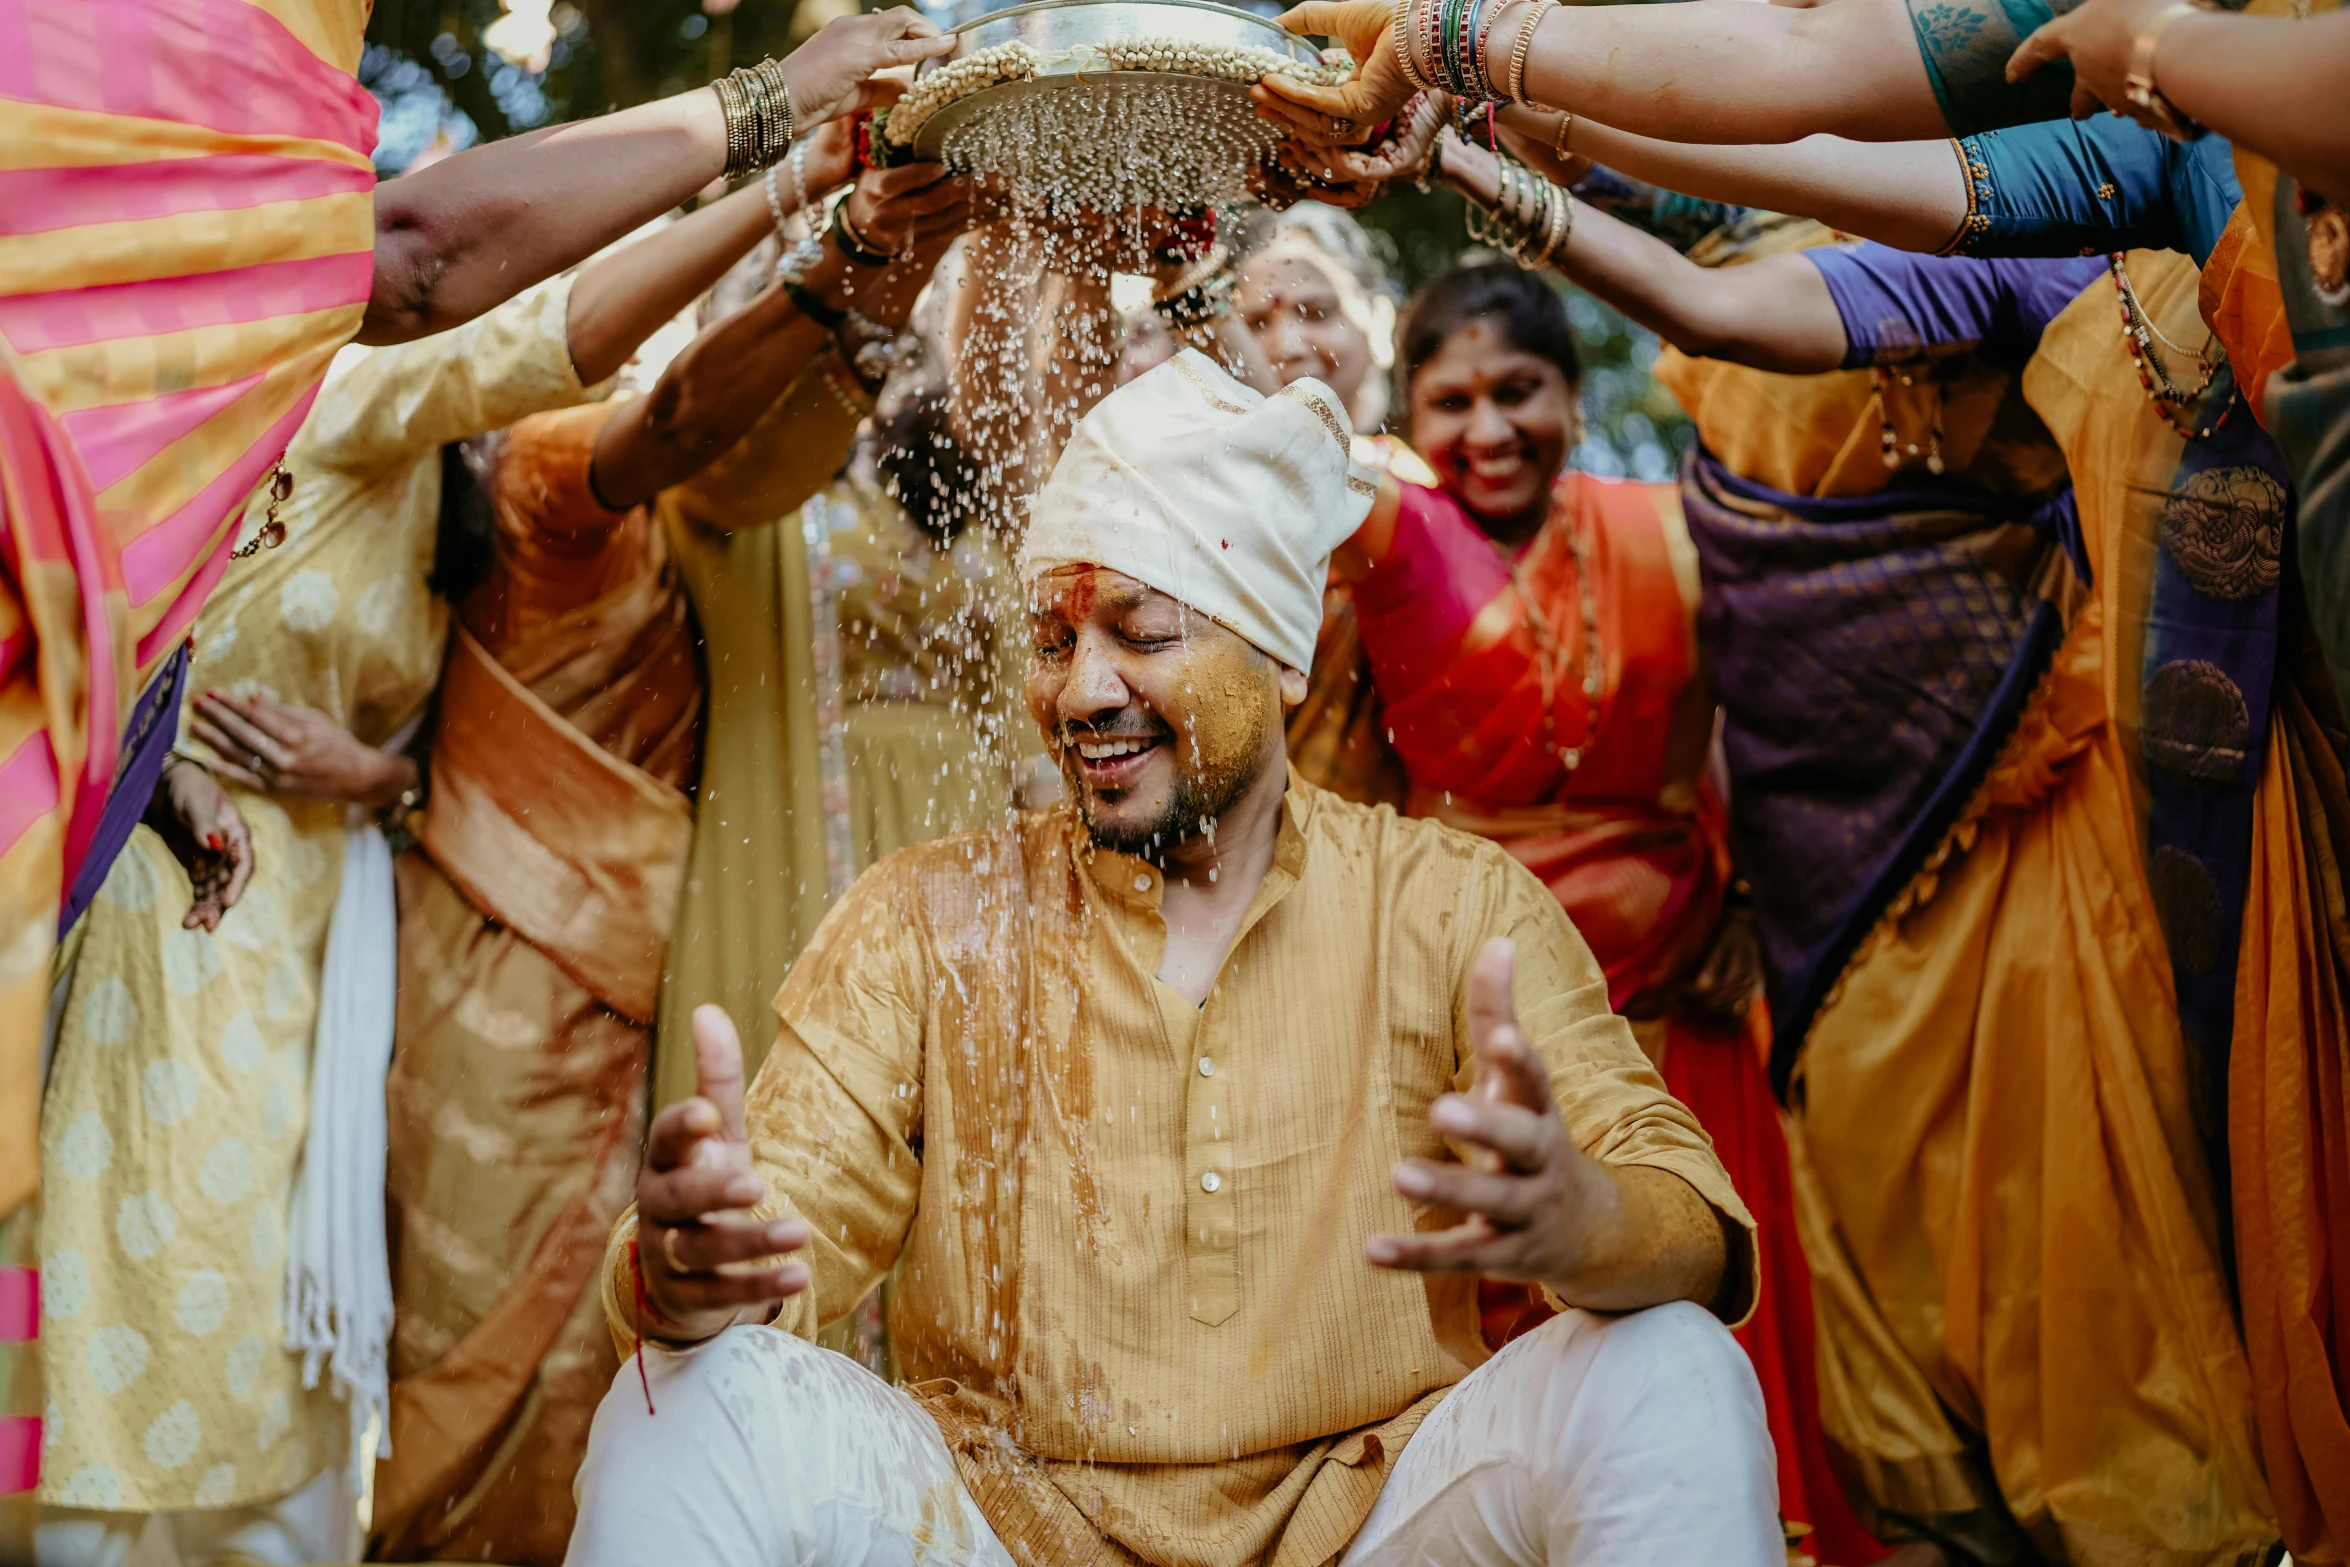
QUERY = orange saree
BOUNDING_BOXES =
[374,403,697,1565]
[1347,469,1881,1565]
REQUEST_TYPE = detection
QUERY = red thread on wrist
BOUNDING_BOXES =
[628,1236,657,1416]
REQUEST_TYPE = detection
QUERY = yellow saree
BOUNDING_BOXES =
[31,281,594,1523]
[1789,252,2275,1566]
[654,372,1034,1102]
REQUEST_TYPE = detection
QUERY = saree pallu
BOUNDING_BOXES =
[1681,450,2075,1092]
[1362,473,1882,1565]
[2234,651,2350,1565]
[1779,253,2279,1566]
[2206,13,2350,1548]
[375,618,689,1563]
[0,0,376,1226]
[0,367,121,1221]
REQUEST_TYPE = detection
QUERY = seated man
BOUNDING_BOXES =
[569,351,1780,1567]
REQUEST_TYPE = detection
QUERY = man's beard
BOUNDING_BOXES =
[1069,724,1267,857]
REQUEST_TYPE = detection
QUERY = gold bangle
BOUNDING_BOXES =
[1552,109,1574,160]
[2122,1,2204,140]
[1545,188,1573,265]
[1392,0,1433,92]
[1506,0,1555,107]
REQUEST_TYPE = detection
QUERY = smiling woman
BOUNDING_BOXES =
[1328,260,1881,1561]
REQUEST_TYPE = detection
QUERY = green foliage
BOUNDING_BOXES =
[361,0,1687,476]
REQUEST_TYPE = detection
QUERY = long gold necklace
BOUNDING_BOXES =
[1497,497,1605,770]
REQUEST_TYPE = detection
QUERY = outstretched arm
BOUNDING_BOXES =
[361,9,953,345]
[590,163,970,510]
[2011,0,2350,205]
[565,118,858,387]
[1498,111,1972,258]
[1432,132,1849,373]
[1258,0,1952,151]
[1310,109,1851,373]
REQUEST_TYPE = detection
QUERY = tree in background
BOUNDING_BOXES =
[360,0,1688,476]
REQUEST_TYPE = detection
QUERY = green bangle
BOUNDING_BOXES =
[784,279,846,331]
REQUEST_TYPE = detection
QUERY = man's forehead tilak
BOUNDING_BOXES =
[1032,563,1176,622]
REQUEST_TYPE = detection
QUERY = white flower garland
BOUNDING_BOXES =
[882,36,1347,148]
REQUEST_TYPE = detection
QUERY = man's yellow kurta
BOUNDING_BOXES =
[609,773,1756,1567]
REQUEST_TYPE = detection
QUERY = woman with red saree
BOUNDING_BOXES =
[1336,262,1879,1566]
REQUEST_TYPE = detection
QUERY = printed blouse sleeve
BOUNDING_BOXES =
[292,276,598,479]
[1906,0,2075,136]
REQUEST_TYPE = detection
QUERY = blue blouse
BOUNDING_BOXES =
[1947,118,2243,266]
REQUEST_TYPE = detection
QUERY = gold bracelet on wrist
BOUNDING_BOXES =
[1392,0,1434,92]
[2122,1,2205,142]
[1505,0,1556,106]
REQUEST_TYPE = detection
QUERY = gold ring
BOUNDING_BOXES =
[661,1224,686,1274]
[1330,115,1354,137]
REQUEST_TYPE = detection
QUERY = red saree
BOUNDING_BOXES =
[1349,470,1883,1566]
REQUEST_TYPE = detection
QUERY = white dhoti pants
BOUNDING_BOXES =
[33,1465,357,1567]
[566,1302,1779,1567]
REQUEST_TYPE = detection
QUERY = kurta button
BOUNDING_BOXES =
[1198,1057,1215,1077]
[1200,1171,1221,1193]
[1133,873,1151,892]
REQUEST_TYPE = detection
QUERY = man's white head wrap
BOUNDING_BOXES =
[1020,350,1377,673]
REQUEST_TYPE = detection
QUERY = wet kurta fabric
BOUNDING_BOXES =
[0,0,378,1216]
[34,279,593,1517]
[607,778,1757,1567]
[1344,469,1877,1564]
[378,392,755,1565]
[1786,252,2277,1566]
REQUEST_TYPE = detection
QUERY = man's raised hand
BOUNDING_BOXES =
[1366,938,1622,1290]
[636,1005,812,1342]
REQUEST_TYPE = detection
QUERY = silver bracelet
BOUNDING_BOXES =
[775,228,826,284]
[764,165,789,234]
[836,309,903,386]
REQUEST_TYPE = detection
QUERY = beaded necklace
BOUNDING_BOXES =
[1493,497,1604,769]
[2108,251,2234,441]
